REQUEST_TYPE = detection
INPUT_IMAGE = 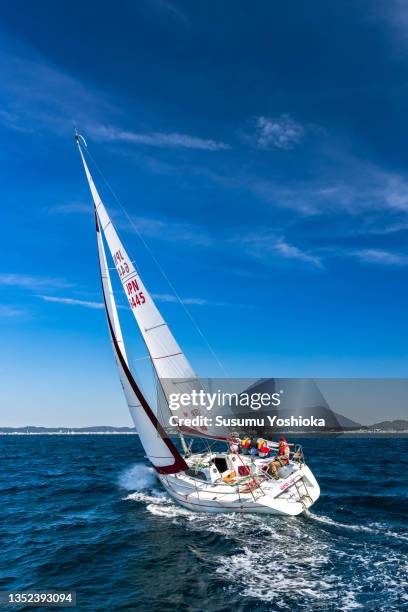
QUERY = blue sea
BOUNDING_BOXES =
[0,435,407,611]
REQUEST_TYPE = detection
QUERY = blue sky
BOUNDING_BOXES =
[1,1,408,426]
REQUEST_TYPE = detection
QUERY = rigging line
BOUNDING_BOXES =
[83,145,228,377]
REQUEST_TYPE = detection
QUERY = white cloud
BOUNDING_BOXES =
[352,249,408,265]
[240,163,408,219]
[125,215,213,246]
[89,123,230,151]
[382,175,408,211]
[273,239,322,267]
[0,305,25,318]
[45,202,91,215]
[38,296,105,309]
[0,273,72,290]
[0,108,27,132]
[151,293,207,305]
[239,233,322,267]
[152,293,234,307]
[39,293,222,309]
[0,51,227,155]
[254,115,305,150]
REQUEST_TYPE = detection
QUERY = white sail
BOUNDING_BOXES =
[77,139,213,437]
[95,212,187,473]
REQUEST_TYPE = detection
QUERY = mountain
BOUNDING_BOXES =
[333,412,362,429]
[236,379,362,430]
[366,419,408,431]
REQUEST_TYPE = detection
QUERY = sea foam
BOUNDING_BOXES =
[118,463,157,491]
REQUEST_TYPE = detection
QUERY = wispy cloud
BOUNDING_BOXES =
[273,239,322,267]
[45,203,212,247]
[124,215,213,246]
[38,295,105,309]
[152,293,234,307]
[252,115,305,150]
[238,233,322,268]
[239,163,408,218]
[245,178,320,215]
[39,293,223,309]
[156,0,188,22]
[0,51,115,136]
[352,249,408,265]
[0,273,73,290]
[0,108,27,133]
[0,305,26,318]
[0,51,225,158]
[89,123,230,151]
[381,175,408,211]
[45,202,91,215]
[152,293,207,305]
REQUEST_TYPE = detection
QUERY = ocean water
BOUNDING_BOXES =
[0,435,407,611]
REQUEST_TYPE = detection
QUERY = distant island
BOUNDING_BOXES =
[0,419,407,434]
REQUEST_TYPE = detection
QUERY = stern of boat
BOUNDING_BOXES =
[257,463,320,515]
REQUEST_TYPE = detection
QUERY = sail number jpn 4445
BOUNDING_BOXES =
[113,250,146,309]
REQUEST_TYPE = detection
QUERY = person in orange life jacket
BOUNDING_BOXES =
[268,437,290,478]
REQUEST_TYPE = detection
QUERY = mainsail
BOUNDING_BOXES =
[95,212,187,473]
[76,135,221,439]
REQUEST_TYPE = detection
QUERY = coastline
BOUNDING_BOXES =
[1,430,407,436]
[0,431,138,435]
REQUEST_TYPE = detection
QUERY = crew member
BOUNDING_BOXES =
[268,437,290,478]
[229,433,240,454]
[241,437,251,455]
[257,439,270,458]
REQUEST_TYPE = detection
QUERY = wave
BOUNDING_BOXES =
[124,490,193,519]
[306,511,408,541]
[118,463,157,491]
[124,483,407,608]
[121,469,408,543]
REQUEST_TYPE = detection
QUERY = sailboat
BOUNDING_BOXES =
[75,133,320,516]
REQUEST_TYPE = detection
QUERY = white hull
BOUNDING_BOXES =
[158,452,320,516]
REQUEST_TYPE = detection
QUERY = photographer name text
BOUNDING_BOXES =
[168,415,326,428]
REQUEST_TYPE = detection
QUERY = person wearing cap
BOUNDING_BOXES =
[267,437,290,479]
